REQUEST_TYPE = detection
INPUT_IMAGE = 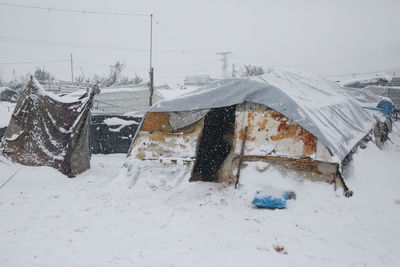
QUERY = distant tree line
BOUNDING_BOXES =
[87,61,144,87]
[75,61,145,87]
[1,61,145,91]
[241,65,265,77]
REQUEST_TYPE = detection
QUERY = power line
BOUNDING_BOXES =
[74,60,109,67]
[323,67,400,78]
[0,2,216,65]
[0,35,139,52]
[0,56,216,72]
[284,55,399,68]
[153,17,199,63]
[0,2,148,17]
[157,60,219,71]
[75,60,148,71]
[0,35,215,55]
[0,59,68,65]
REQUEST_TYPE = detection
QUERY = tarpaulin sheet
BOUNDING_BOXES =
[1,79,97,177]
[150,69,375,163]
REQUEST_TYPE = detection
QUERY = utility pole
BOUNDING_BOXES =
[149,14,154,107]
[80,67,86,84]
[216,52,232,79]
[70,53,74,82]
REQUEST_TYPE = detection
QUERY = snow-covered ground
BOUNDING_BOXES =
[1,127,400,266]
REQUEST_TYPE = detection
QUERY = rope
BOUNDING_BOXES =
[0,2,148,17]
[0,169,20,190]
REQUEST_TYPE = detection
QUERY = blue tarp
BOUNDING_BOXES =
[377,99,394,116]
[252,190,295,209]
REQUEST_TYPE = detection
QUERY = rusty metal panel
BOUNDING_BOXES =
[129,114,204,161]
[228,109,337,181]
[233,110,317,158]
[141,112,173,132]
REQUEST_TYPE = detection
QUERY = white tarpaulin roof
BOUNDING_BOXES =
[67,86,163,116]
[150,69,375,163]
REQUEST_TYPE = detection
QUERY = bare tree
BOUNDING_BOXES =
[34,67,54,81]
[120,76,131,85]
[133,74,143,84]
[109,61,125,85]
[92,74,109,87]
[241,65,265,77]
[75,75,84,84]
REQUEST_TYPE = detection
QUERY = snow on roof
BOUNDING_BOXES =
[184,75,214,84]
[68,86,164,116]
[151,69,375,163]
[364,85,400,107]
[157,86,202,101]
[336,73,393,87]
[33,79,88,104]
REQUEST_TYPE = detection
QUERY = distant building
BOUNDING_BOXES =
[344,77,391,88]
[184,75,215,86]
[389,77,400,86]
[37,80,91,94]
[365,86,400,108]
[338,71,400,88]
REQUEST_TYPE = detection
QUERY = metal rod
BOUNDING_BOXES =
[70,53,74,82]
[149,14,153,69]
[235,126,248,189]
[149,14,154,107]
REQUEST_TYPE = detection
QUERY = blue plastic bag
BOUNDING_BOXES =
[377,99,394,116]
[252,189,296,209]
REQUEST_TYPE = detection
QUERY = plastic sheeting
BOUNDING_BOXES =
[150,69,375,163]
[252,189,296,209]
[1,79,96,177]
[168,109,209,131]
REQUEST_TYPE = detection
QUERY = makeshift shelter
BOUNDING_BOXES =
[126,70,375,187]
[0,87,19,102]
[338,86,395,148]
[1,78,98,177]
[363,85,400,108]
[67,86,163,154]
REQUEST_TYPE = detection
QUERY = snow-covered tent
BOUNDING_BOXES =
[0,87,19,102]
[126,70,375,186]
[1,78,98,177]
[364,85,400,108]
[67,86,163,154]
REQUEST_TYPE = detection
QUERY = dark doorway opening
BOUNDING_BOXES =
[191,105,236,182]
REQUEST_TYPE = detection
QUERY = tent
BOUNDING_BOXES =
[364,85,400,108]
[1,78,98,177]
[67,86,163,154]
[0,87,19,102]
[126,69,375,186]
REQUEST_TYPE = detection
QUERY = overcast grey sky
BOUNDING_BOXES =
[0,0,399,84]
